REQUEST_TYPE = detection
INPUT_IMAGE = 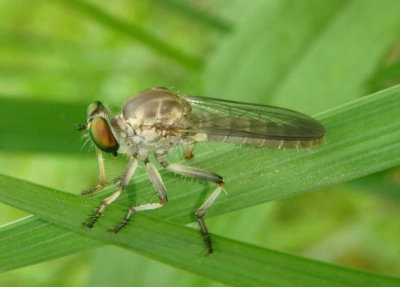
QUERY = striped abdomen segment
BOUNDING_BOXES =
[206,134,325,149]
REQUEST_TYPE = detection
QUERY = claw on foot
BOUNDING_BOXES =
[203,248,213,256]
[108,217,130,233]
[107,225,122,233]
[83,221,94,228]
[113,176,123,184]
[81,184,104,195]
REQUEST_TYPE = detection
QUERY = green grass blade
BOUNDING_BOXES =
[1,84,400,271]
[149,0,231,33]
[0,97,85,154]
[348,169,400,202]
[204,0,400,113]
[0,176,399,287]
[0,216,102,271]
[52,0,202,70]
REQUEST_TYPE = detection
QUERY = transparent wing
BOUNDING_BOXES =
[180,96,325,141]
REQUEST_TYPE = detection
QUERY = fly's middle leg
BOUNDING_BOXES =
[156,153,224,255]
[84,157,137,228]
[110,159,168,232]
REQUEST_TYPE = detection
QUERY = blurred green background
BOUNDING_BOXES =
[1,0,400,286]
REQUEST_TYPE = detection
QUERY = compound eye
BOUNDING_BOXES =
[89,117,119,153]
[87,101,105,120]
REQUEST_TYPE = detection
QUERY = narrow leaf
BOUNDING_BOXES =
[204,0,400,113]
[0,97,84,154]
[52,0,202,70]
[149,0,231,32]
[0,175,399,287]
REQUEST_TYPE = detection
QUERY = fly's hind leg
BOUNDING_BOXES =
[110,159,168,232]
[156,153,224,255]
[81,149,107,195]
[195,182,224,255]
[84,156,137,228]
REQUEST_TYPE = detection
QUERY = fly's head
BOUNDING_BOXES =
[79,101,120,157]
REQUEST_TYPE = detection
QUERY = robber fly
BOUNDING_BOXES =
[79,87,325,255]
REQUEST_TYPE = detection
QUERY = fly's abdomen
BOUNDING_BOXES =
[206,134,325,148]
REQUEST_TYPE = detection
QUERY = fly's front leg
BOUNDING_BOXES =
[110,159,167,232]
[81,149,107,195]
[84,157,137,228]
[156,153,224,255]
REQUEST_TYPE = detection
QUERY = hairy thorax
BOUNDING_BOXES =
[110,88,194,160]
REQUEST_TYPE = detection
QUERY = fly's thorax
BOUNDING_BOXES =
[110,113,186,156]
[110,115,133,138]
[133,127,186,154]
[122,87,191,127]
